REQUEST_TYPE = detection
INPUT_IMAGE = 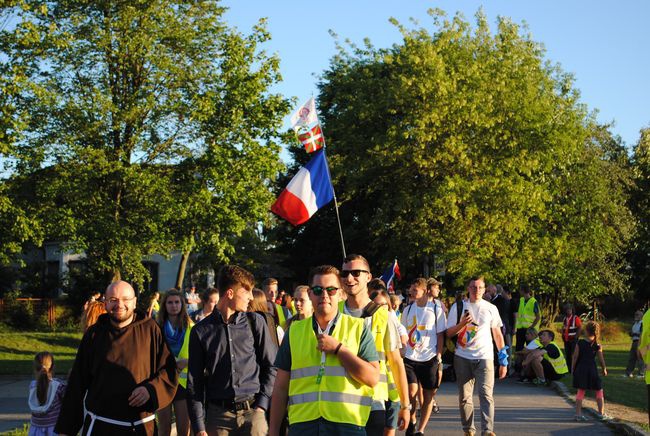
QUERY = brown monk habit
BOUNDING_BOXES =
[55,310,178,435]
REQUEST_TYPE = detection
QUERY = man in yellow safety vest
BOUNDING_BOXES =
[269,265,380,436]
[514,284,541,353]
[340,254,410,435]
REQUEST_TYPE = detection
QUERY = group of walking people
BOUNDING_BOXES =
[22,255,650,436]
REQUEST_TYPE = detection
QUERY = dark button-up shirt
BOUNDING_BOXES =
[186,310,277,433]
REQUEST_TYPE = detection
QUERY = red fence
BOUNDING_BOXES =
[0,298,56,327]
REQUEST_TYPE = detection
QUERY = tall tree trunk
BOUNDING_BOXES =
[176,250,191,290]
[111,269,121,282]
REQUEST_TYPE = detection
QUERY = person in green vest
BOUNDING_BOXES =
[514,284,541,353]
[269,265,380,436]
[263,277,292,329]
[523,329,568,385]
[638,307,650,426]
[157,289,193,436]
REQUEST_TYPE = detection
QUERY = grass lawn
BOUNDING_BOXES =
[0,331,82,375]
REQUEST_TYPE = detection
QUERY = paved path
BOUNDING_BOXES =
[0,376,31,434]
[412,378,615,435]
[0,377,619,435]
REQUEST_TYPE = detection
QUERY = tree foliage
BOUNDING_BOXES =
[1,1,290,286]
[276,9,635,301]
[630,127,650,302]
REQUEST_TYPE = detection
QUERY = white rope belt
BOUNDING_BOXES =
[85,409,156,435]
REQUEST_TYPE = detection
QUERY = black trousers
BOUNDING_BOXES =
[564,340,577,373]
[515,328,528,351]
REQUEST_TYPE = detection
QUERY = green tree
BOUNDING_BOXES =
[277,9,634,304]
[630,127,650,303]
[1,1,290,286]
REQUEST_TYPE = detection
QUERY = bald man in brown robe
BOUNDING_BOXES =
[56,281,178,435]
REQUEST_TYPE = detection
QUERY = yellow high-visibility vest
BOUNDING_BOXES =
[543,342,568,375]
[639,309,650,384]
[177,322,194,388]
[516,297,538,329]
[288,314,373,426]
[276,303,287,329]
[339,301,394,402]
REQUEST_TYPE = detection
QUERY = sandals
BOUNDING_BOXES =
[574,415,588,422]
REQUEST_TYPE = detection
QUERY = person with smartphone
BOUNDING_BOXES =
[446,276,508,436]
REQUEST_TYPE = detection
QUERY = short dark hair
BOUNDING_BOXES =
[202,288,218,303]
[343,254,370,270]
[308,265,341,287]
[520,283,531,294]
[465,276,485,290]
[262,277,278,287]
[217,265,255,297]
[368,278,387,292]
[539,329,555,340]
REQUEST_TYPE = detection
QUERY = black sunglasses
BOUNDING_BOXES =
[310,286,340,296]
[340,269,369,278]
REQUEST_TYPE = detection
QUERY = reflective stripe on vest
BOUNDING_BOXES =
[288,391,373,407]
[563,315,579,341]
[339,301,392,403]
[543,342,568,375]
[177,322,193,388]
[288,315,373,426]
[516,297,537,329]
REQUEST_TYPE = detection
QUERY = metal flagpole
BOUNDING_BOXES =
[332,190,346,259]
[320,147,346,259]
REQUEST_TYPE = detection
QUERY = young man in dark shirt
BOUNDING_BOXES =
[186,265,277,436]
[525,329,568,384]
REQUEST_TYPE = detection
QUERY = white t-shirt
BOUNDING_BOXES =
[526,339,541,350]
[447,299,502,360]
[401,301,447,362]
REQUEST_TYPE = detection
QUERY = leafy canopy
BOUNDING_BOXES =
[276,9,634,300]
[1,0,291,285]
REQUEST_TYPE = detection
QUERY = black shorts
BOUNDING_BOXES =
[404,357,440,390]
[541,359,563,381]
[365,409,385,435]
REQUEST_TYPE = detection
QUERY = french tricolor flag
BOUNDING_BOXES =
[271,149,334,226]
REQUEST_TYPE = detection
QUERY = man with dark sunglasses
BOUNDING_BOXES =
[270,265,380,436]
[341,254,410,436]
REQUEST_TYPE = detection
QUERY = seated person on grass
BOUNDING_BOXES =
[522,329,569,385]
[515,327,541,379]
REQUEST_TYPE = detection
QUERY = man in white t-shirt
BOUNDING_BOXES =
[446,276,507,436]
[400,278,446,436]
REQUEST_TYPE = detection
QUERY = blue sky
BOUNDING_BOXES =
[223,0,650,150]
